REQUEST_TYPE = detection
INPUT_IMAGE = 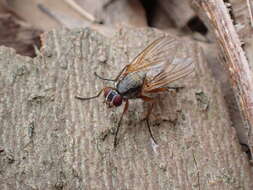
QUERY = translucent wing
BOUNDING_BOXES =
[143,39,195,92]
[123,37,178,74]
[121,36,195,92]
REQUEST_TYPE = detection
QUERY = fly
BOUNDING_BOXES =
[76,36,195,147]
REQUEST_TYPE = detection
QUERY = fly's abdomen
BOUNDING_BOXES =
[117,71,145,98]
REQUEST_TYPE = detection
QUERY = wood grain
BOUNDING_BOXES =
[0,27,252,189]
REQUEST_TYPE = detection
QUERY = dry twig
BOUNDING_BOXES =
[63,0,96,22]
[192,0,253,156]
[246,0,253,27]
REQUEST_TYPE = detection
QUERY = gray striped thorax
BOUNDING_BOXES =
[116,71,146,99]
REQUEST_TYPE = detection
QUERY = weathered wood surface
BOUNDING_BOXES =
[0,27,252,189]
[191,0,253,160]
[157,0,195,28]
[229,0,253,39]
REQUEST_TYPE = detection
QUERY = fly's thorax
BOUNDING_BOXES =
[116,71,146,99]
[103,88,122,107]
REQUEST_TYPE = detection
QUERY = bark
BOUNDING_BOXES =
[191,0,253,159]
[7,0,147,32]
[150,2,174,30]
[157,0,196,28]
[0,27,252,189]
[229,0,253,39]
[0,14,42,57]
[101,0,147,27]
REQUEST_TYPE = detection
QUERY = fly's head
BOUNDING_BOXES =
[103,87,122,107]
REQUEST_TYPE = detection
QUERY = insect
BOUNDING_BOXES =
[76,36,195,147]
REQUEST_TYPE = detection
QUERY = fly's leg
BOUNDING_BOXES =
[94,64,130,82]
[139,95,157,144]
[140,85,177,144]
[75,88,106,100]
[94,72,115,82]
[140,87,184,144]
[114,99,129,148]
[113,64,130,81]
[145,102,157,144]
[75,87,118,101]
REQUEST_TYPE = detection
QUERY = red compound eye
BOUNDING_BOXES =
[104,88,111,98]
[113,95,122,107]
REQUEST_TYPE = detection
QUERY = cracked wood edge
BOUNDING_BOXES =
[192,0,253,157]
